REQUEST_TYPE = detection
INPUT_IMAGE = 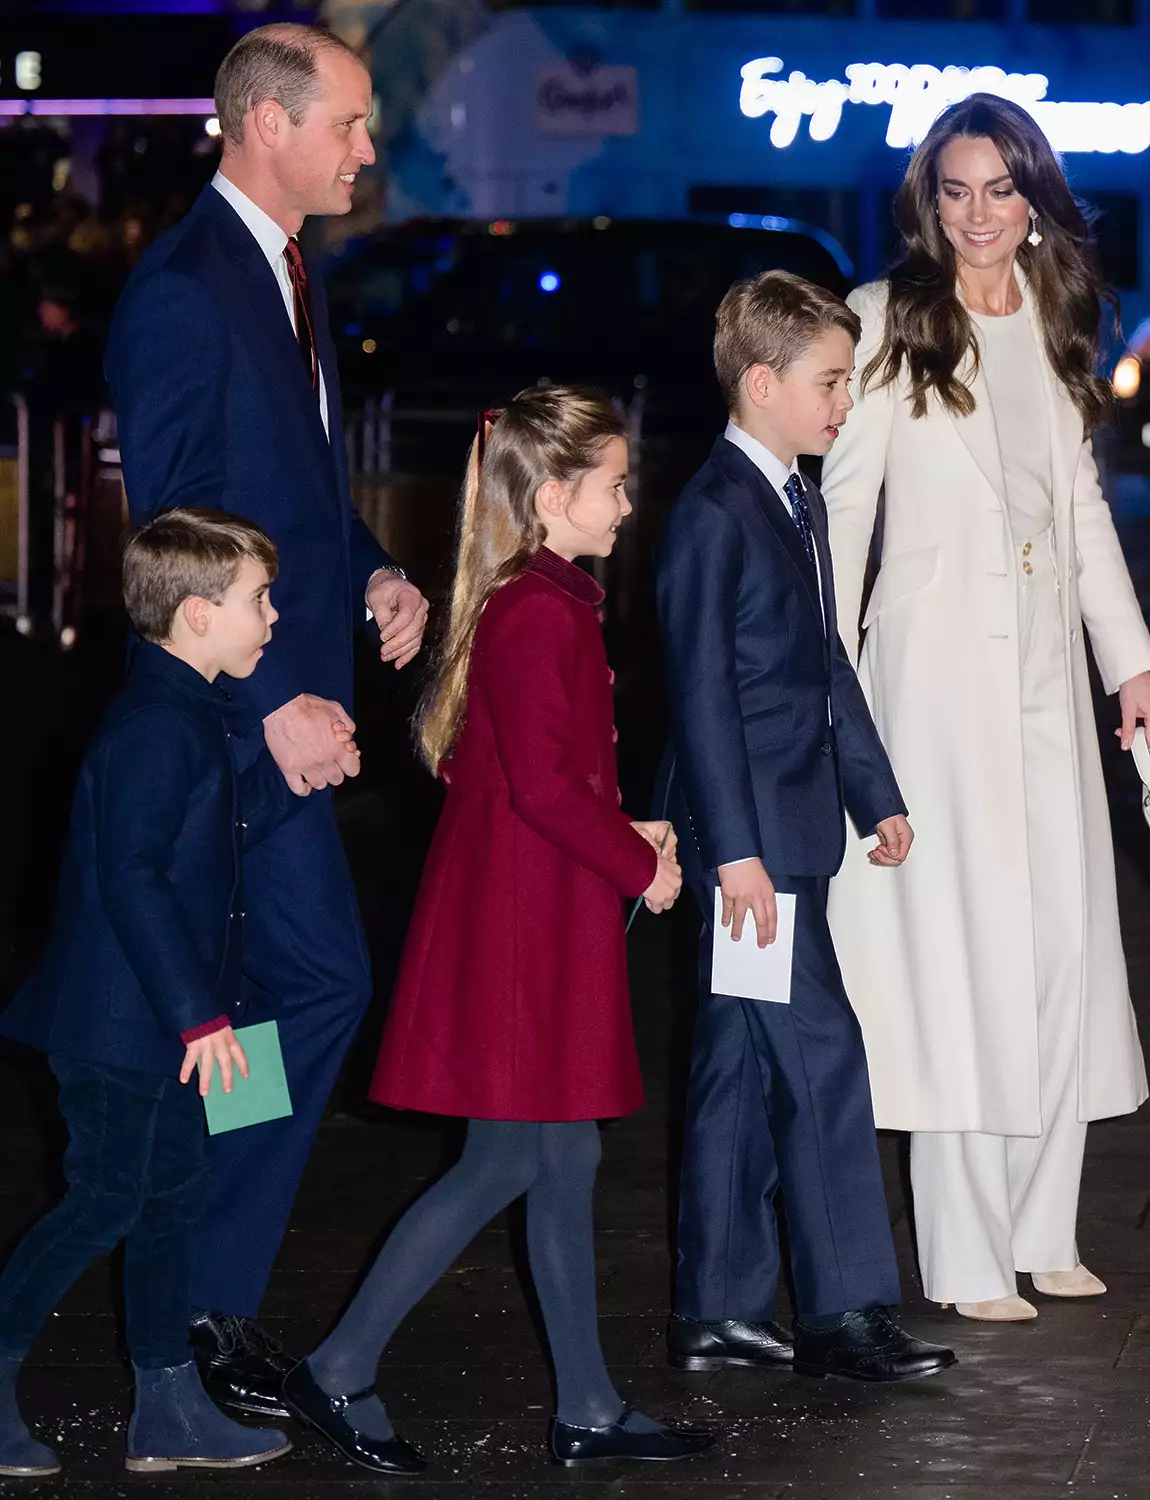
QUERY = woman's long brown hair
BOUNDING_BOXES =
[416,385,626,774]
[864,93,1114,431]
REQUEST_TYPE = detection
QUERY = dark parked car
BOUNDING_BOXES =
[323,214,851,410]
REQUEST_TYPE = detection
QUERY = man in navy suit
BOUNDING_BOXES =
[104,23,429,1416]
[656,271,955,1382]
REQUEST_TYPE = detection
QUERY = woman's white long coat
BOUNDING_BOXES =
[822,277,1150,1135]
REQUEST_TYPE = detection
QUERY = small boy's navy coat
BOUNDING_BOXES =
[1,643,302,1075]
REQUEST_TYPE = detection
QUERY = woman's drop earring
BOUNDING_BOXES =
[1027,208,1043,247]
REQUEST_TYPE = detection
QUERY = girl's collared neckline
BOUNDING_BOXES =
[526,546,606,607]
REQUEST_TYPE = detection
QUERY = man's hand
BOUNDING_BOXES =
[718,858,777,948]
[631,819,677,861]
[264,694,361,795]
[180,1025,249,1098]
[868,814,914,868]
[366,570,429,670]
[1117,670,1150,752]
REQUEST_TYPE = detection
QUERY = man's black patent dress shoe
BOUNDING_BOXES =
[189,1313,294,1419]
[667,1314,794,1372]
[281,1361,426,1475]
[792,1308,957,1384]
[549,1408,715,1467]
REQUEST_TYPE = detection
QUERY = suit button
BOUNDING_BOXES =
[820,741,833,756]
[608,668,615,686]
[616,788,623,806]
[611,726,619,744]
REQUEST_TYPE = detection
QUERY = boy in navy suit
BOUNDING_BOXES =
[0,508,318,1477]
[657,271,955,1383]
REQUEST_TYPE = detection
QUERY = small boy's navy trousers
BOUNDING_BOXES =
[0,1056,207,1368]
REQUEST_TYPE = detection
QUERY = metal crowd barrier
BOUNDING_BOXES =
[0,397,124,648]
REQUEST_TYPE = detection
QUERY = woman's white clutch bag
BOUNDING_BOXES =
[1131,727,1150,832]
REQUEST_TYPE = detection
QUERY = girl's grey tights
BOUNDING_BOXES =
[306,1119,657,1439]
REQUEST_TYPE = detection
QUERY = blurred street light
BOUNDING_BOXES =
[1114,356,1142,399]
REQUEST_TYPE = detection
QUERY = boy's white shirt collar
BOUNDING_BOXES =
[723,420,800,498]
[212,171,289,263]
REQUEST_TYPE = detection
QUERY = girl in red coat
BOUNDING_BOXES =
[284,387,714,1473]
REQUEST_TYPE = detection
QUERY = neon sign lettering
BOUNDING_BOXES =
[739,57,1150,155]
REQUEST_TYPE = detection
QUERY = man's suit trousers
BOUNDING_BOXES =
[189,734,372,1316]
[676,874,901,1322]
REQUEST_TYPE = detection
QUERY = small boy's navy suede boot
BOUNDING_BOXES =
[0,1355,60,1477]
[125,1361,291,1473]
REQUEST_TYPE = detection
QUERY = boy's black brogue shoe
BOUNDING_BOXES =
[281,1360,426,1476]
[190,1312,293,1419]
[667,1314,794,1371]
[548,1408,715,1466]
[792,1307,957,1384]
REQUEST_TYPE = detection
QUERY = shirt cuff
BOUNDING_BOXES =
[180,1015,230,1045]
[718,857,758,869]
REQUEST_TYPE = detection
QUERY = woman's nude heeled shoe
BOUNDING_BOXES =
[941,1295,1038,1322]
[1031,1265,1106,1298]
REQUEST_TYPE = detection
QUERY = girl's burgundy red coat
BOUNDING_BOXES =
[370,547,658,1122]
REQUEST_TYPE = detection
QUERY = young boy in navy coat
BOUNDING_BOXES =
[657,271,956,1383]
[0,508,316,1477]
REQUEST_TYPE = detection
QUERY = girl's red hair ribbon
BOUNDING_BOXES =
[476,409,501,469]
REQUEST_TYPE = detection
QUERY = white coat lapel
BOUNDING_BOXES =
[947,340,1008,509]
[1022,286,1081,516]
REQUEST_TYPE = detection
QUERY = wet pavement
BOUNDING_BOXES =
[1,576,1150,1498]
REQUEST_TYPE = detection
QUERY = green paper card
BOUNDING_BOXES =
[202,1020,293,1135]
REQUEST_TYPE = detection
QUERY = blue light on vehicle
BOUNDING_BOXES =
[538,271,561,294]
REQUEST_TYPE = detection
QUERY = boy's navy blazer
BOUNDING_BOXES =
[656,436,905,879]
[104,184,396,730]
[0,643,303,1075]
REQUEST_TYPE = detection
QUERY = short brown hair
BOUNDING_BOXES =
[123,507,278,643]
[714,270,861,412]
[214,22,361,146]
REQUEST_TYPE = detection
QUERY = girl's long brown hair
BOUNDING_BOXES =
[864,93,1114,431]
[416,385,626,774]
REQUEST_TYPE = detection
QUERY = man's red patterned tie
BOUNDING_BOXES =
[282,238,319,394]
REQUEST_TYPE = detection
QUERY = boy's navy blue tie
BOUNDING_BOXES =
[783,473,817,570]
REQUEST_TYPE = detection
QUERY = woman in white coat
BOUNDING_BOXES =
[822,93,1150,1322]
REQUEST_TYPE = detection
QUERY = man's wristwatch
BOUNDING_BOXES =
[366,565,408,621]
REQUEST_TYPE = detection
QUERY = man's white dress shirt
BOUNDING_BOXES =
[212,171,330,438]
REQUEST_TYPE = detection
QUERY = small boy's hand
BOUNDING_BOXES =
[643,852,682,913]
[868,814,914,868]
[631,820,677,861]
[718,858,777,948]
[180,1026,250,1097]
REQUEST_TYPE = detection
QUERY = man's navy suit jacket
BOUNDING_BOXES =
[656,436,905,882]
[104,184,396,729]
[1,644,302,1076]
